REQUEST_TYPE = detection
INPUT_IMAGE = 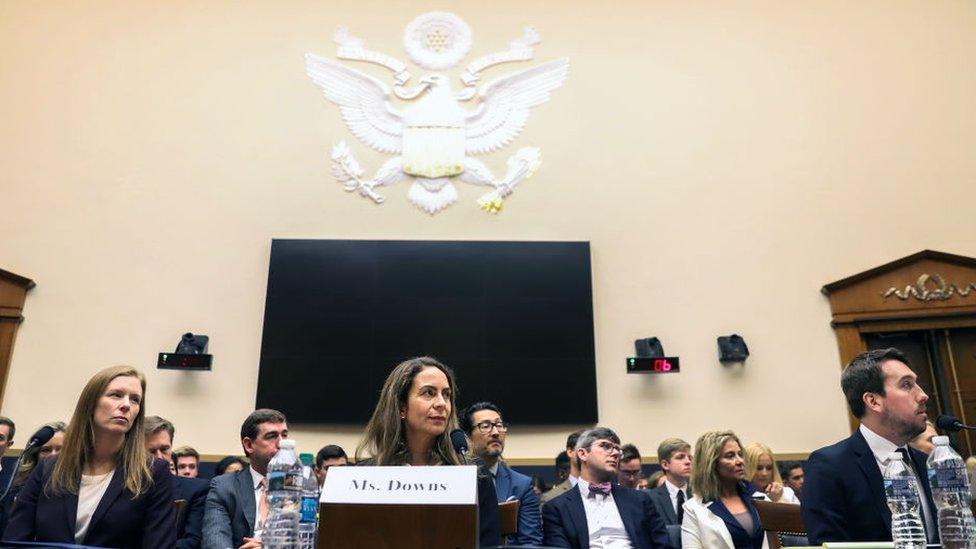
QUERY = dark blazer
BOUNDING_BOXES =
[706,483,765,549]
[494,462,542,546]
[802,428,937,545]
[648,483,691,526]
[542,483,670,549]
[174,475,209,549]
[3,456,175,548]
[201,468,255,549]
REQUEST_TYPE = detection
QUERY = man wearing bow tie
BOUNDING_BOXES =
[543,427,671,549]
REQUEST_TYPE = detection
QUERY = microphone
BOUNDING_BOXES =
[0,425,57,503]
[936,414,974,432]
[450,428,470,462]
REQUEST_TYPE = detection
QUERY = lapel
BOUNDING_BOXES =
[566,485,590,549]
[495,463,512,501]
[61,489,80,539]
[701,500,736,549]
[611,486,641,545]
[84,468,125,543]
[237,469,257,533]
[850,429,891,533]
[653,486,676,524]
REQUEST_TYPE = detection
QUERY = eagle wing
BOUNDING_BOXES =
[305,53,404,154]
[465,58,569,155]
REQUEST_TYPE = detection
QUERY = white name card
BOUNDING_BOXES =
[320,465,477,505]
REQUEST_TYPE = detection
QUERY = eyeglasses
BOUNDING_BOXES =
[592,441,622,454]
[474,420,509,433]
[618,469,642,478]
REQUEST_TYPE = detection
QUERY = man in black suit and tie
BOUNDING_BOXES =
[648,438,692,527]
[203,409,288,549]
[543,427,670,549]
[145,416,209,549]
[802,348,938,545]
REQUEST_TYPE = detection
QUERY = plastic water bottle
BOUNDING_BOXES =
[884,450,926,549]
[264,439,303,548]
[298,453,320,549]
[927,435,976,548]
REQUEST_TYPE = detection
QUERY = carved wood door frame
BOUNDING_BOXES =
[0,268,35,410]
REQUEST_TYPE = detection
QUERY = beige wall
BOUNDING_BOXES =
[1,1,974,460]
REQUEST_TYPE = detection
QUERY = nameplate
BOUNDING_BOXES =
[320,465,477,505]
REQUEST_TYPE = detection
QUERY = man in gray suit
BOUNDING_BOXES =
[648,438,692,527]
[541,430,583,505]
[203,409,288,549]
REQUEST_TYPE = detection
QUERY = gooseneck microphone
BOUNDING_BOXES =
[936,414,976,432]
[450,428,471,463]
[0,425,57,503]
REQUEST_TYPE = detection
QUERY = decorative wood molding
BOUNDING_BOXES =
[0,268,35,411]
[882,273,976,302]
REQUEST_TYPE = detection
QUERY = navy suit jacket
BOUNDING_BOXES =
[802,428,937,545]
[542,483,670,549]
[494,462,543,546]
[3,456,175,548]
[174,475,209,549]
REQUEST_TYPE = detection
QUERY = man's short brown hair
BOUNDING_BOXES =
[144,416,175,440]
[657,438,691,463]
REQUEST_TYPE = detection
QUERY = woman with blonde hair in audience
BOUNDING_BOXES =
[5,366,174,547]
[744,441,800,504]
[8,421,67,503]
[356,356,499,546]
[681,430,769,549]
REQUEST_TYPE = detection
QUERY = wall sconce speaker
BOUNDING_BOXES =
[635,337,665,358]
[718,334,749,362]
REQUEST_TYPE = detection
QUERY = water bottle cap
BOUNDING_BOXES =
[932,435,950,445]
[279,439,296,449]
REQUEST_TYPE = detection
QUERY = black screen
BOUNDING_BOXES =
[256,239,597,424]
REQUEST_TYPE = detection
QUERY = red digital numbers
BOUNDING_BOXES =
[653,359,673,372]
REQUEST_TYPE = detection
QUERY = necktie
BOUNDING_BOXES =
[588,482,611,498]
[895,448,933,542]
[258,478,269,527]
[676,489,686,523]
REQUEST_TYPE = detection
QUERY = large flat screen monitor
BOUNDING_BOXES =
[256,239,597,424]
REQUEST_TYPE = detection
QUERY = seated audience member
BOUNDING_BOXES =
[531,475,549,496]
[214,456,247,476]
[313,444,348,487]
[681,431,768,549]
[461,401,543,546]
[174,446,201,478]
[618,443,643,489]
[203,409,288,549]
[802,348,937,545]
[355,357,500,547]
[0,416,15,477]
[543,427,670,549]
[5,366,174,547]
[909,420,938,454]
[9,421,65,500]
[555,451,571,483]
[778,461,804,502]
[144,416,208,549]
[542,430,584,505]
[637,475,653,491]
[744,442,799,504]
[649,437,692,527]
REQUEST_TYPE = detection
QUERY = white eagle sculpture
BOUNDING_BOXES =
[305,13,569,214]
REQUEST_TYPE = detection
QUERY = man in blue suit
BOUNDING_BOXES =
[543,427,670,549]
[145,416,208,549]
[461,401,543,547]
[803,348,938,545]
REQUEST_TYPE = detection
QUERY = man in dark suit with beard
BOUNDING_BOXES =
[145,416,209,549]
[802,348,938,545]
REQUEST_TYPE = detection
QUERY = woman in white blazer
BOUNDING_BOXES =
[681,431,769,549]
[744,442,800,505]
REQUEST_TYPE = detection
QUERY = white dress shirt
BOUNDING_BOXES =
[249,466,266,533]
[569,474,579,487]
[859,424,936,541]
[576,479,634,549]
[664,479,689,516]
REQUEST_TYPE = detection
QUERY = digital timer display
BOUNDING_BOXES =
[626,357,680,374]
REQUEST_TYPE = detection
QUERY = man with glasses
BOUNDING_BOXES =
[461,402,542,547]
[617,444,643,489]
[543,427,670,549]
